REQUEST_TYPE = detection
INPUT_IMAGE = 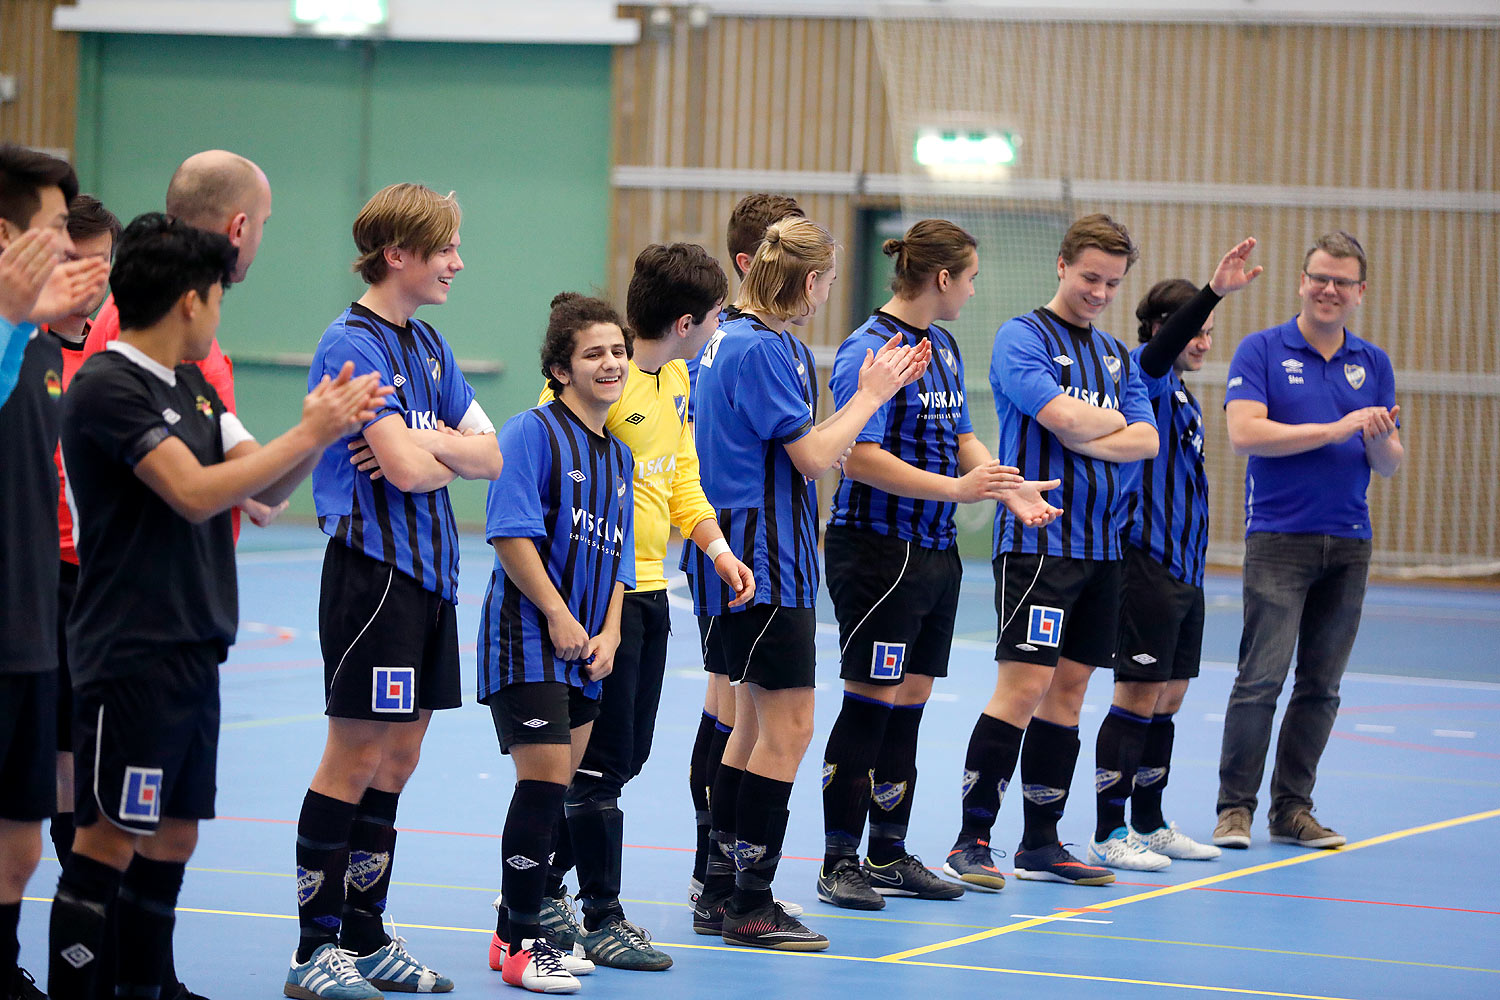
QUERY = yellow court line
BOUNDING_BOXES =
[879,806,1500,962]
[1024,928,1500,975]
[6,901,1374,999]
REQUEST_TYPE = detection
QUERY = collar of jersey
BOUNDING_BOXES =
[106,339,176,386]
[872,310,933,341]
[1277,316,1369,360]
[1035,307,1093,340]
[547,396,610,445]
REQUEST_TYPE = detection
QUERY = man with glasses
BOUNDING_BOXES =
[1213,231,1403,851]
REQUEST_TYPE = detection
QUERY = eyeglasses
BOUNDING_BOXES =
[1303,271,1362,291]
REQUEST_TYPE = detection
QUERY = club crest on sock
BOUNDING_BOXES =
[1135,766,1167,786]
[961,768,980,798]
[872,781,908,811]
[1022,783,1066,805]
[1095,768,1123,793]
[346,850,391,891]
[296,866,325,906]
[732,839,766,868]
[821,761,836,790]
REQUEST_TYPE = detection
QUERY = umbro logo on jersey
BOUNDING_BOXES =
[522,718,548,729]
[625,412,646,425]
[568,470,587,483]
[506,855,539,870]
[392,373,406,387]
[162,407,181,425]
[1053,355,1074,366]
[60,944,95,970]
[1132,653,1158,665]
[1281,359,1304,372]
[1175,390,1189,404]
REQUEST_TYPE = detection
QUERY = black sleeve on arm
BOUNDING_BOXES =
[1138,285,1222,379]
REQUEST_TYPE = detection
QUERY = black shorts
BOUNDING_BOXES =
[0,670,58,821]
[487,682,601,753]
[717,604,817,690]
[993,552,1121,670]
[1115,546,1204,683]
[825,525,960,685]
[697,614,729,676]
[319,541,462,721]
[57,560,77,750]
[73,642,221,834]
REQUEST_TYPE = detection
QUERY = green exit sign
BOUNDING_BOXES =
[291,0,388,32]
[914,129,1018,169]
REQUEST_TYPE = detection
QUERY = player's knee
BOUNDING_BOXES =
[0,826,43,890]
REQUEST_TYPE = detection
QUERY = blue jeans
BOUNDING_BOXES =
[1216,532,1371,822]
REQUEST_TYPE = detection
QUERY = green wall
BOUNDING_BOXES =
[75,33,614,523]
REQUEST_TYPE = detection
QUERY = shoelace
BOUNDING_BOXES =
[323,947,367,985]
[548,894,585,935]
[528,939,569,976]
[611,918,654,947]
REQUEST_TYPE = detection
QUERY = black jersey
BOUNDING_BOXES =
[62,345,237,684]
[0,330,64,674]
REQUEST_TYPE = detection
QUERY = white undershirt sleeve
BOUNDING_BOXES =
[457,399,496,435]
[220,411,256,453]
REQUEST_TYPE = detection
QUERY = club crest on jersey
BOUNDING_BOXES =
[870,641,906,680]
[346,850,390,891]
[1344,363,1366,389]
[372,667,414,714]
[119,765,163,822]
[822,761,837,790]
[194,394,213,418]
[617,477,627,497]
[674,394,687,422]
[1104,355,1122,382]
[1022,783,1066,805]
[961,769,980,798]
[1027,606,1063,648]
[872,781,907,812]
[1053,354,1074,366]
[939,347,957,372]
[45,370,61,398]
[427,356,441,380]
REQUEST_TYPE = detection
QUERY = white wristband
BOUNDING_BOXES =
[704,538,732,561]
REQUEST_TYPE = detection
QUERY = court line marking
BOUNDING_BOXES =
[877,806,1500,962]
[11,900,1370,1000]
[1024,927,1500,975]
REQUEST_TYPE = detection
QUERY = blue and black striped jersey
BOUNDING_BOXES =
[1121,348,1209,586]
[477,400,635,700]
[989,308,1155,561]
[309,304,475,601]
[828,311,973,550]
[686,311,819,615]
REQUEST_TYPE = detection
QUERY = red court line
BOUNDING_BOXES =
[1329,730,1500,759]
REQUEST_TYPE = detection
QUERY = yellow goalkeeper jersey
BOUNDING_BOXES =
[539,359,715,592]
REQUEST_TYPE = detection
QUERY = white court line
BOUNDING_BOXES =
[1009,913,1113,925]
[1433,730,1477,739]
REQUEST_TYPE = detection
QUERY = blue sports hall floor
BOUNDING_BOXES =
[21,523,1500,999]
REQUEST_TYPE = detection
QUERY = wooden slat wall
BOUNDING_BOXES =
[610,8,1499,569]
[0,1,77,153]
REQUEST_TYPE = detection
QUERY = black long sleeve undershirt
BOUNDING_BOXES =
[1137,284,1223,379]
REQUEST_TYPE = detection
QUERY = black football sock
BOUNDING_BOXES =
[689,711,717,883]
[340,787,399,956]
[1094,706,1152,841]
[1131,713,1176,833]
[294,790,357,963]
[0,900,19,977]
[51,812,75,866]
[49,853,123,1000]
[546,806,574,898]
[1019,717,1081,851]
[820,693,891,870]
[115,856,184,998]
[729,771,793,915]
[958,713,1024,841]
[567,797,625,929]
[502,781,564,956]
[868,701,924,865]
[704,763,743,896]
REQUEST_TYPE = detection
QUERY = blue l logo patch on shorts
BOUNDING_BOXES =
[120,765,163,822]
[1028,606,1063,648]
[870,642,906,680]
[372,667,415,713]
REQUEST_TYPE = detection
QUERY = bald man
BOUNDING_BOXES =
[82,150,275,533]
